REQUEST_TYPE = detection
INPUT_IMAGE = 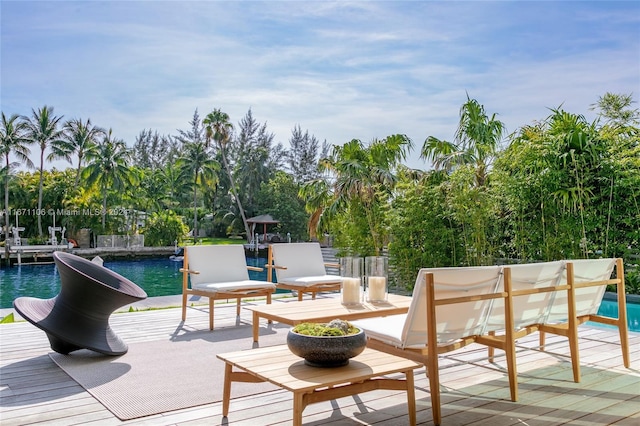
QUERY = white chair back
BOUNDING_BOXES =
[485,261,565,332]
[185,245,250,286]
[401,266,502,347]
[270,243,328,280]
[546,258,616,323]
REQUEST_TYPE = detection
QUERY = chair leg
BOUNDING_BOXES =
[209,298,214,331]
[236,298,241,316]
[505,338,518,402]
[297,291,304,301]
[181,292,188,321]
[426,355,441,425]
[488,331,496,362]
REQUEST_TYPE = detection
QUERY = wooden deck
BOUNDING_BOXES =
[1,295,639,425]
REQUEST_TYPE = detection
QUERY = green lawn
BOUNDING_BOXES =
[182,237,246,246]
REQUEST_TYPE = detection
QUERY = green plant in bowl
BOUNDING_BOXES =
[292,319,359,336]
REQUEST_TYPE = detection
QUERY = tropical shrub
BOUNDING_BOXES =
[142,210,189,246]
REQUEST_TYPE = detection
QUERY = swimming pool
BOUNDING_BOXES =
[0,256,272,309]
[596,297,640,333]
[2,258,639,332]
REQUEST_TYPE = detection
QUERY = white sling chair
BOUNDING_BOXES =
[266,243,341,301]
[477,261,573,378]
[352,266,509,426]
[538,258,630,372]
[181,245,276,330]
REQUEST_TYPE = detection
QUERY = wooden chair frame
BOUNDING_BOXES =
[266,243,341,301]
[538,258,630,372]
[358,267,512,426]
[181,246,275,330]
[358,259,631,425]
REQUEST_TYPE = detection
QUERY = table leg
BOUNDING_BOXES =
[405,370,416,426]
[222,363,232,416]
[252,311,259,342]
[293,391,304,426]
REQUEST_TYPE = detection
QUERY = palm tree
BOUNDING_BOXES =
[203,109,251,238]
[1,113,33,235]
[176,141,218,239]
[82,129,134,230]
[421,95,505,187]
[22,105,66,237]
[62,118,105,186]
[301,134,412,255]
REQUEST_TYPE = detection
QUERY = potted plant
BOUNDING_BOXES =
[286,319,366,367]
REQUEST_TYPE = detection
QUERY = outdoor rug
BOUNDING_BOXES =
[49,324,289,420]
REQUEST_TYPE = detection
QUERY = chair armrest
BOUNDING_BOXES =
[324,262,340,268]
[266,264,288,270]
[179,268,200,275]
[247,266,263,272]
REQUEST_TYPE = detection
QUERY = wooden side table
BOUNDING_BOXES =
[217,345,422,426]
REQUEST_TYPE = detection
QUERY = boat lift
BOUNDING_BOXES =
[6,214,72,265]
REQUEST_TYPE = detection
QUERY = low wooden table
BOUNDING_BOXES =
[246,293,412,342]
[217,345,421,426]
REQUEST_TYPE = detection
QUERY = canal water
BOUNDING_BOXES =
[0,256,271,309]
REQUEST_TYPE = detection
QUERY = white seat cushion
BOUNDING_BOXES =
[278,275,341,288]
[192,280,275,295]
[352,315,407,347]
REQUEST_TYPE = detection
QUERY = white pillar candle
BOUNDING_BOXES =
[367,276,387,302]
[341,277,361,305]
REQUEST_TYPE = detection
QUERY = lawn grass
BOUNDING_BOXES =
[182,237,246,246]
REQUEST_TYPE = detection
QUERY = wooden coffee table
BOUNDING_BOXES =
[246,293,412,342]
[217,345,421,426]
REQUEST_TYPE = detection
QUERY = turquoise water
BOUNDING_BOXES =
[596,298,640,333]
[2,259,639,333]
[0,256,273,309]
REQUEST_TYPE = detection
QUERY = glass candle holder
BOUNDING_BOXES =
[340,257,363,305]
[365,256,388,303]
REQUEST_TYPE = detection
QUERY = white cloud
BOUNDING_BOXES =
[1,1,638,172]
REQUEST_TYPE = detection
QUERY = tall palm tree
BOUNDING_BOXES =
[22,105,66,237]
[176,141,218,239]
[203,109,251,238]
[82,129,134,230]
[62,118,105,186]
[421,95,505,187]
[1,113,32,235]
[157,162,191,208]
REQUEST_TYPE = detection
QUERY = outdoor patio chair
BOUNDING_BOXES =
[476,261,573,379]
[352,265,510,426]
[181,245,276,330]
[266,242,341,301]
[13,251,147,356]
[538,258,630,373]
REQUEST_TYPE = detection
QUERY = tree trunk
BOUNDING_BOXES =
[102,191,107,230]
[37,149,45,237]
[74,154,83,187]
[221,150,250,239]
[4,155,10,233]
[193,177,198,243]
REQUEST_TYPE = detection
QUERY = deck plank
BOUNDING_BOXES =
[1,296,638,425]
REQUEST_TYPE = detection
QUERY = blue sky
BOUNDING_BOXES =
[2,0,639,170]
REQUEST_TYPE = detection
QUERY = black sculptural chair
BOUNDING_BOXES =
[13,251,147,356]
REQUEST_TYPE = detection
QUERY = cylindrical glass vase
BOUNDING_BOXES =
[340,257,363,305]
[365,256,388,303]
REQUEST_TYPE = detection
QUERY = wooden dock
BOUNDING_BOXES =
[1,296,639,425]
